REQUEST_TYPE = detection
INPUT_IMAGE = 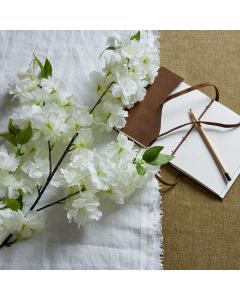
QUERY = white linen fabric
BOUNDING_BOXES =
[0,31,162,269]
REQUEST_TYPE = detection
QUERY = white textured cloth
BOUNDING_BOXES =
[0,31,162,269]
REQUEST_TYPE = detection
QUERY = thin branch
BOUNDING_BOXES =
[48,140,52,176]
[29,133,78,211]
[0,234,13,249]
[37,185,42,195]
[89,81,115,114]
[36,191,80,212]
[133,147,142,163]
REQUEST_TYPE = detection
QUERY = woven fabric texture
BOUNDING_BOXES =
[160,30,240,270]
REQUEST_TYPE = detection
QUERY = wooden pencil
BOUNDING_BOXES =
[189,109,231,182]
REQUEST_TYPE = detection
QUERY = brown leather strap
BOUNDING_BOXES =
[158,120,240,139]
[162,82,219,105]
[153,82,240,147]
[155,173,182,186]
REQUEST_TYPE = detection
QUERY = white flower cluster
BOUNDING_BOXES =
[11,68,93,144]
[58,133,157,228]
[0,31,160,245]
[0,209,44,243]
[87,31,159,131]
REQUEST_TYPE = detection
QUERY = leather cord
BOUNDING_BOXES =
[154,82,239,145]
[158,120,240,139]
[155,173,182,187]
[163,82,219,104]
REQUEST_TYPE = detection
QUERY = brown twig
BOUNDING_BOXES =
[29,133,78,211]
[36,191,80,212]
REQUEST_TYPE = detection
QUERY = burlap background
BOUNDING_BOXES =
[160,31,240,269]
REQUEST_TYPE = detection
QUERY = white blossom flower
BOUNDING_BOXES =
[64,191,102,228]
[0,171,22,199]
[31,103,70,142]
[120,40,144,62]
[87,71,112,101]
[91,152,115,191]
[141,48,160,84]
[0,170,34,199]
[68,105,93,133]
[41,77,73,106]
[0,146,19,172]
[99,158,140,205]
[11,104,42,129]
[61,148,96,190]
[10,60,43,104]
[94,99,128,131]
[0,209,22,244]
[21,156,49,180]
[18,211,45,240]
[107,133,137,161]
[107,32,133,54]
[17,59,41,81]
[103,56,125,78]
[73,128,94,149]
[112,73,138,106]
[0,209,45,244]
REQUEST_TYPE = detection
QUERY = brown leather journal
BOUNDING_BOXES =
[120,66,184,147]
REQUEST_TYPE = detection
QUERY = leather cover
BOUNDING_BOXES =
[120,66,184,147]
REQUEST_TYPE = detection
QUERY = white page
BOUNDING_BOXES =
[155,82,240,198]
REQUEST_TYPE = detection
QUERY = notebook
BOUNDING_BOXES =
[154,81,240,198]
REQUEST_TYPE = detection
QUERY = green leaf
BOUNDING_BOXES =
[99,46,117,58]
[18,123,32,145]
[6,198,21,211]
[0,133,17,146]
[130,31,141,41]
[142,146,164,163]
[34,55,52,79]
[136,163,146,176]
[17,194,23,210]
[43,58,52,78]
[8,118,20,136]
[148,153,174,167]
[34,54,44,77]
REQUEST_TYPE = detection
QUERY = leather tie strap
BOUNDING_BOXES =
[152,82,240,147]
[163,82,219,104]
[158,120,240,139]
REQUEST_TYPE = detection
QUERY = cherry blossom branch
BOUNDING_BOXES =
[89,81,115,114]
[29,133,78,211]
[0,135,79,249]
[0,81,116,250]
[37,185,42,195]
[36,191,80,211]
[29,81,115,211]
[0,234,13,249]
